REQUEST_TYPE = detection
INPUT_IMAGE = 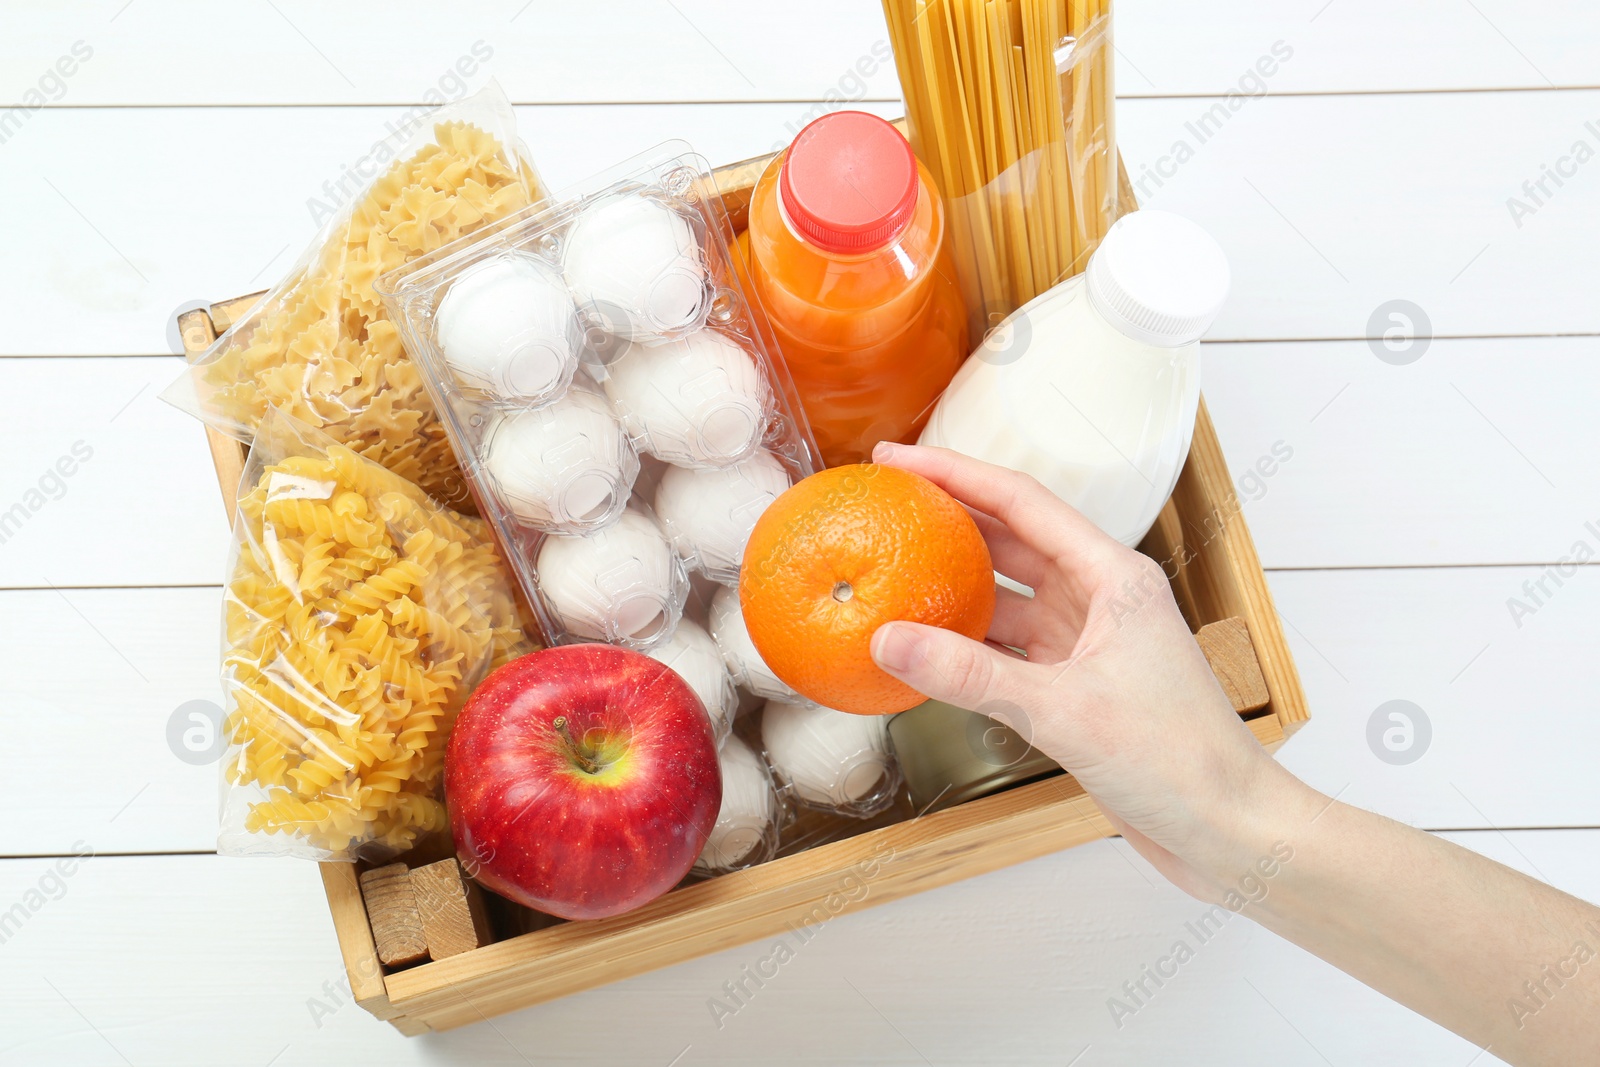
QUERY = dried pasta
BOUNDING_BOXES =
[219,411,532,860]
[880,0,1119,328]
[171,85,544,509]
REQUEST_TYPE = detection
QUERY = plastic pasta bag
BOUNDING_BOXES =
[163,82,545,510]
[219,408,532,861]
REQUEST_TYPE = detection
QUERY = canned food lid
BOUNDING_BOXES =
[887,700,1062,813]
[779,111,919,254]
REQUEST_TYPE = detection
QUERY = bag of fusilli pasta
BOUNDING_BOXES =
[219,408,534,861]
[162,81,545,512]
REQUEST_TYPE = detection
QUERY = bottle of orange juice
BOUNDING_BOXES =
[744,111,968,467]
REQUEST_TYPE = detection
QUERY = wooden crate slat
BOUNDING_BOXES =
[317,863,397,1021]
[410,859,495,961]
[1195,617,1271,714]
[1170,400,1309,736]
[358,863,430,969]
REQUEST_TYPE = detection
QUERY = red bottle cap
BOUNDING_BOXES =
[778,111,919,254]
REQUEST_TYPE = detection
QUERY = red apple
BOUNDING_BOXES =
[446,643,721,921]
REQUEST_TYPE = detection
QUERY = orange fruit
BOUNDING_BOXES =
[739,463,995,715]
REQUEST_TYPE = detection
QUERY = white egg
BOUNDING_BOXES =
[695,735,779,873]
[762,700,896,812]
[603,330,769,468]
[654,449,791,583]
[707,584,802,702]
[564,192,707,343]
[481,389,637,532]
[645,618,738,742]
[434,253,580,403]
[535,509,686,646]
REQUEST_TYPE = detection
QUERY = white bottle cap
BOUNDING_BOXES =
[1086,210,1230,348]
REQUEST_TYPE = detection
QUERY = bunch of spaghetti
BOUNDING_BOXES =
[190,117,542,509]
[220,418,532,860]
[881,0,1120,329]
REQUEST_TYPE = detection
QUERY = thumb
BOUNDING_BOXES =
[871,620,1024,711]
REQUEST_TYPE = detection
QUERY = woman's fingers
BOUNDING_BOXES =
[969,508,1048,589]
[872,442,1117,567]
[871,619,1037,712]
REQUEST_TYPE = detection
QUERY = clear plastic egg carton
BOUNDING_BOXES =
[758,698,903,819]
[691,731,785,876]
[689,694,903,877]
[378,143,821,652]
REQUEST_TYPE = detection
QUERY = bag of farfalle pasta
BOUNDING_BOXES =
[219,408,533,861]
[163,81,544,511]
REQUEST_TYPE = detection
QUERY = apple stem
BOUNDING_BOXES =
[551,715,600,774]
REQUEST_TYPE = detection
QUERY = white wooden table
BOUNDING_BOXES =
[3,3,1597,1063]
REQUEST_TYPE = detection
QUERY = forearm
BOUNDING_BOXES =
[1236,781,1600,1065]
[860,445,1600,1061]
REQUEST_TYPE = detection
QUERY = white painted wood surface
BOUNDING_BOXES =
[3,2,1597,1063]
[6,1,1596,104]
[8,91,1600,356]
[1,831,1592,1065]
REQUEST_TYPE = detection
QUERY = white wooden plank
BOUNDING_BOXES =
[5,1,1597,107]
[1119,0,1600,96]
[0,101,899,358]
[0,831,1591,1064]
[0,357,227,589]
[1118,90,1600,341]
[1272,566,1600,831]
[0,587,223,858]
[1207,335,1600,569]
[0,1,901,107]
[6,92,1600,357]
[7,565,1596,855]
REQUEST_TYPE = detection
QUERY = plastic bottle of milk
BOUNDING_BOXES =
[919,210,1230,548]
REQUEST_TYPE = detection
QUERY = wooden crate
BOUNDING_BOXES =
[178,142,1308,1035]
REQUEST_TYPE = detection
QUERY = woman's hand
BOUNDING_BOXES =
[868,441,1319,901]
[870,442,1600,1063]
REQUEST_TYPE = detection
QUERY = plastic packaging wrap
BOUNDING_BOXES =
[163,82,545,510]
[376,143,821,651]
[882,2,1120,335]
[218,408,529,861]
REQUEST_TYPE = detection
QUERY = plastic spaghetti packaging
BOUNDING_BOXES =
[163,82,546,511]
[375,143,821,652]
[881,1,1122,335]
[218,408,531,861]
